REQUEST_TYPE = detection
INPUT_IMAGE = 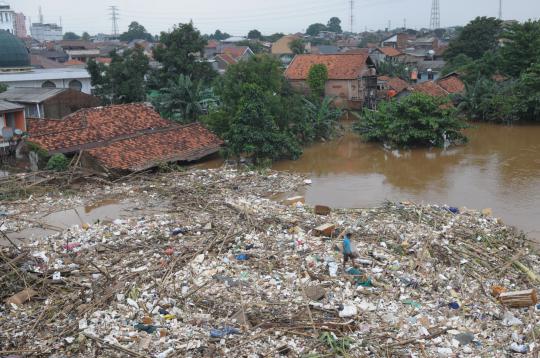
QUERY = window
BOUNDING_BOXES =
[68,79,82,92]
[42,81,56,88]
[6,112,15,128]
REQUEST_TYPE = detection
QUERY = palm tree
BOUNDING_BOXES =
[153,75,218,123]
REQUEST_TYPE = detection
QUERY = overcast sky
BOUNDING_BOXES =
[10,0,540,36]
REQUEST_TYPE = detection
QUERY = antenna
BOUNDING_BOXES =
[404,18,407,29]
[499,0,502,19]
[430,0,440,29]
[38,6,43,23]
[109,6,119,37]
[349,0,354,33]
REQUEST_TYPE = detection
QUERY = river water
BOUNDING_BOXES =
[272,123,540,240]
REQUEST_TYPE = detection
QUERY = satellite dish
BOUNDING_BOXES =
[428,49,435,55]
[14,129,23,135]
[2,127,14,140]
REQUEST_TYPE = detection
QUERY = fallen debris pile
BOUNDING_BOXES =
[1,168,539,357]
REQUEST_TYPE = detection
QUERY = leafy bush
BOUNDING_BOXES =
[356,93,467,148]
[307,64,328,98]
[46,154,69,172]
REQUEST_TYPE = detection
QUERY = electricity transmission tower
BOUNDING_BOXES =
[109,6,119,37]
[430,0,440,29]
[349,0,354,33]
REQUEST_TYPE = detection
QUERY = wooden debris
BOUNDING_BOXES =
[283,196,305,206]
[499,289,538,308]
[5,288,38,306]
[314,205,331,216]
[313,223,335,237]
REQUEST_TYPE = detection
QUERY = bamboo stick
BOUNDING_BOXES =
[499,289,538,308]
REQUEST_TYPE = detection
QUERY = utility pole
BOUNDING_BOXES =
[38,6,43,23]
[403,18,407,29]
[349,0,354,33]
[430,0,440,29]
[499,0,503,19]
[109,6,119,37]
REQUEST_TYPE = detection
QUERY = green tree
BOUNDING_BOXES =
[306,23,327,36]
[247,29,262,39]
[513,63,540,121]
[46,154,69,171]
[208,29,230,40]
[119,21,153,42]
[303,96,342,141]
[63,32,80,40]
[359,32,381,47]
[153,22,216,88]
[81,32,91,41]
[263,33,284,42]
[237,40,265,54]
[444,17,502,61]
[0,83,7,93]
[307,64,328,98]
[499,20,540,77]
[226,83,301,162]
[357,93,467,148]
[377,61,409,80]
[327,17,342,33]
[150,74,218,123]
[289,38,306,55]
[87,47,149,104]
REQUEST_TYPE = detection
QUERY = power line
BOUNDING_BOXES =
[109,6,119,36]
[430,0,440,29]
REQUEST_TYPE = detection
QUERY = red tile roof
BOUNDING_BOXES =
[221,46,249,59]
[27,103,223,171]
[377,47,403,57]
[88,124,222,171]
[344,48,370,55]
[412,81,448,97]
[65,59,86,66]
[285,54,371,80]
[437,75,465,94]
[30,54,65,69]
[95,57,112,64]
[379,76,409,93]
[215,53,237,65]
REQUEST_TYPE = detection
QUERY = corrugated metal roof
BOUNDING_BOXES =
[0,100,24,112]
[0,87,66,103]
[0,68,90,82]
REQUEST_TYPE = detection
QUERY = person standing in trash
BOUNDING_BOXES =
[342,233,358,268]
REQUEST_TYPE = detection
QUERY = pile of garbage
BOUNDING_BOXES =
[1,168,539,357]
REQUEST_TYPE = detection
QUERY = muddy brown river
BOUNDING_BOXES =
[272,122,540,240]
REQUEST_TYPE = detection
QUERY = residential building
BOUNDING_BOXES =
[0,100,25,150]
[30,54,66,69]
[0,1,14,34]
[221,36,247,44]
[370,47,404,64]
[27,103,223,172]
[0,68,92,94]
[285,53,377,109]
[30,22,62,42]
[381,33,409,49]
[397,74,464,99]
[271,35,302,65]
[13,12,26,38]
[30,49,69,63]
[211,46,254,74]
[204,40,219,58]
[311,45,340,55]
[57,41,100,63]
[377,75,409,98]
[0,87,100,118]
[436,73,465,94]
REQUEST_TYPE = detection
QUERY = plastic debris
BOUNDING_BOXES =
[210,326,241,338]
[134,323,158,334]
[448,301,460,310]
[509,342,529,354]
[235,254,249,261]
[338,304,357,318]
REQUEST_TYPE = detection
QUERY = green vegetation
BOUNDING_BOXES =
[236,40,265,54]
[46,154,69,172]
[319,331,354,356]
[119,21,153,42]
[0,83,7,93]
[306,17,343,36]
[203,55,341,164]
[81,32,91,41]
[307,64,328,98]
[377,61,409,80]
[289,38,306,55]
[443,18,540,123]
[306,23,327,37]
[356,93,467,148]
[247,29,262,39]
[63,32,80,40]
[207,29,230,41]
[87,47,149,105]
[150,74,218,123]
[153,22,216,88]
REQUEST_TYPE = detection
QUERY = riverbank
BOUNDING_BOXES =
[1,168,539,357]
